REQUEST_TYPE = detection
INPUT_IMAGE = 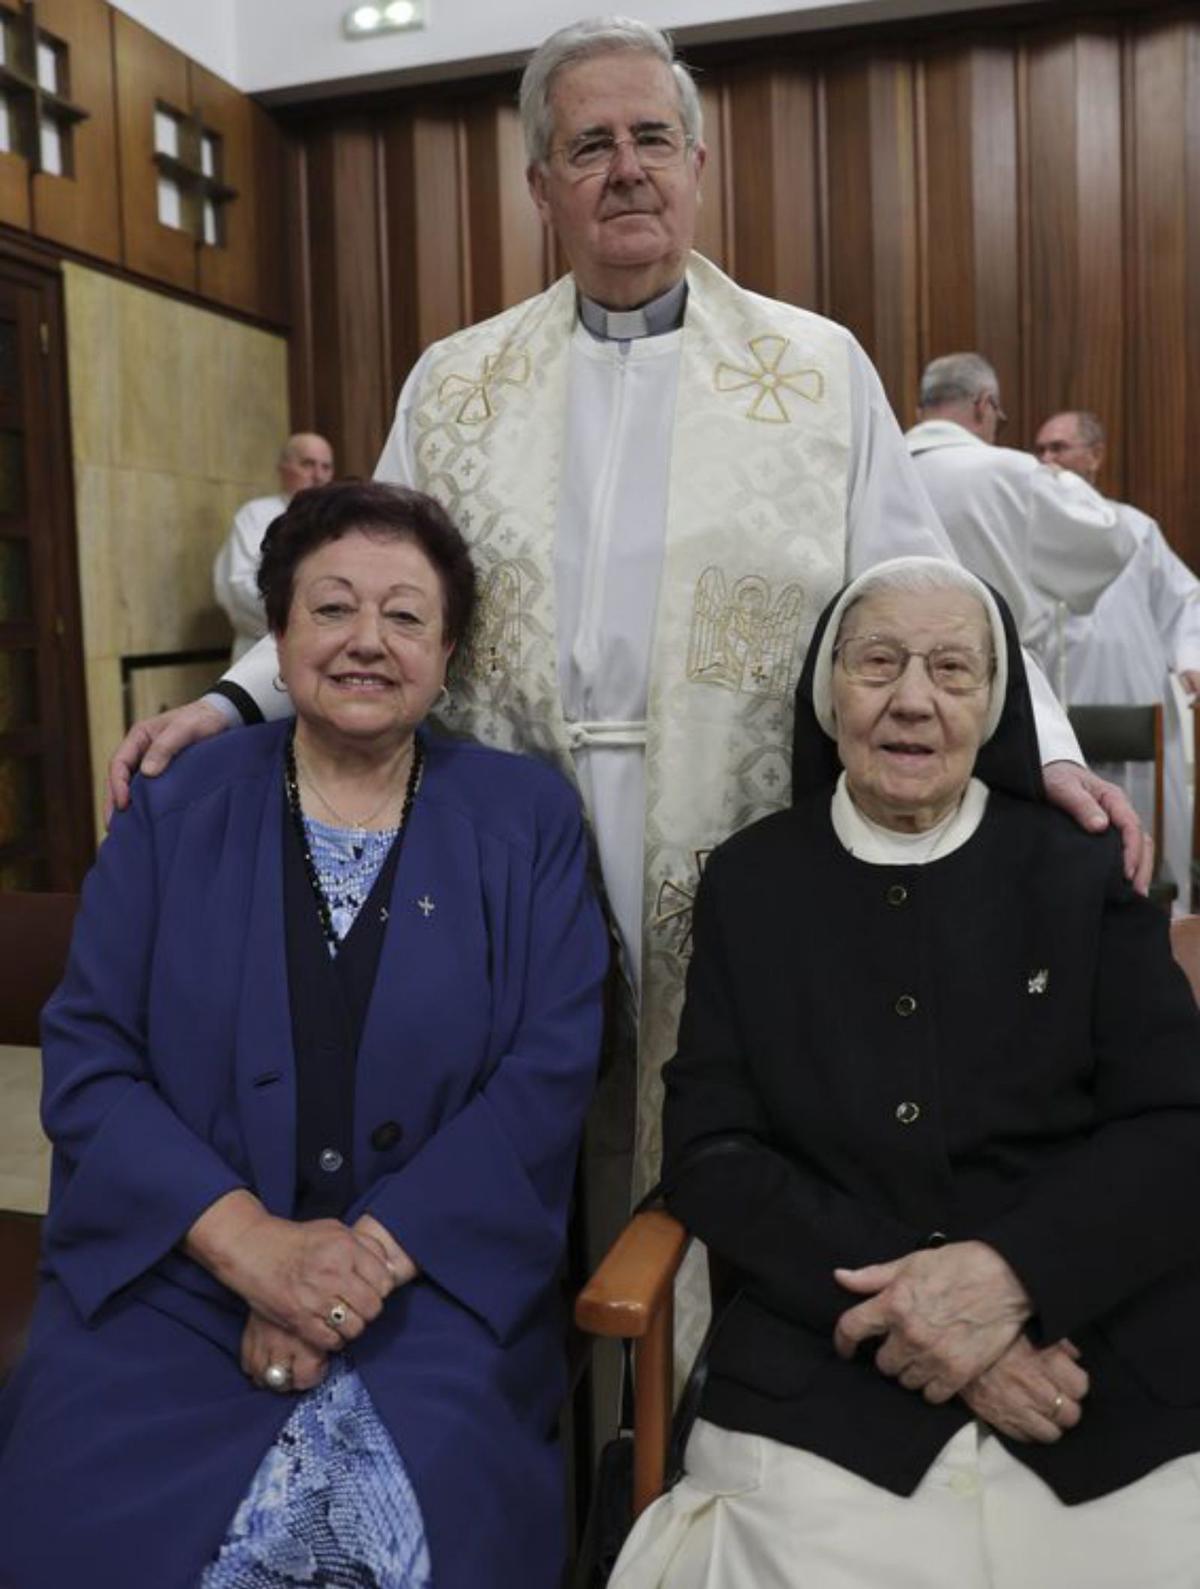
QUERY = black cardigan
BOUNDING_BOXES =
[664,785,1200,1503]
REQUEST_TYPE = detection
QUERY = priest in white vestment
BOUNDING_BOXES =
[108,21,1148,1251]
[904,354,1134,663]
[1035,409,1200,897]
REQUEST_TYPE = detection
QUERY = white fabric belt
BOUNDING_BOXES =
[565,719,648,751]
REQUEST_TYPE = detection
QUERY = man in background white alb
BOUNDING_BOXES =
[1035,409,1200,895]
[905,354,1133,663]
[213,433,334,660]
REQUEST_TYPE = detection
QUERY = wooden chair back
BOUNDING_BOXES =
[1068,704,1169,905]
[0,890,77,1383]
[1170,915,1200,1006]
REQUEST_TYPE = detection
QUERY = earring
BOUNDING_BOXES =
[436,684,451,709]
[272,673,289,694]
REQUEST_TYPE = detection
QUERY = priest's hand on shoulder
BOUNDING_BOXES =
[1042,760,1151,893]
[106,697,230,820]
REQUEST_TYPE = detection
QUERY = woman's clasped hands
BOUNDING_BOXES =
[185,1190,419,1393]
[832,1240,1089,1443]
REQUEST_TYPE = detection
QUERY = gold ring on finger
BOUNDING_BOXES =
[327,1299,350,1330]
[1050,1392,1065,1420]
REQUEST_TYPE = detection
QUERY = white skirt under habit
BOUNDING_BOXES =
[609,1418,1200,1589]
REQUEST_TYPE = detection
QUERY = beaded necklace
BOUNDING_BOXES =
[284,731,424,952]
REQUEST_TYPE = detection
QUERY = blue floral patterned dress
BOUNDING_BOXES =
[202,820,431,1589]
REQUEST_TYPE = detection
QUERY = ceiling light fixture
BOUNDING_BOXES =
[343,0,425,37]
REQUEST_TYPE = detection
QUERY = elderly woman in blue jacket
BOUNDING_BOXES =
[0,481,608,1589]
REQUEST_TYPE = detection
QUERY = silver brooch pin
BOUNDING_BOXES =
[1027,968,1049,995]
[418,895,436,918]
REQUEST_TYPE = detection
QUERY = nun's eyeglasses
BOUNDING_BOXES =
[834,636,994,694]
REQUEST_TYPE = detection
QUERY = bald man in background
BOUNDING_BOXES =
[1035,410,1200,894]
[213,432,334,660]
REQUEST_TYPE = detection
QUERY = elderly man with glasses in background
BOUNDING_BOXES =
[108,21,1147,1346]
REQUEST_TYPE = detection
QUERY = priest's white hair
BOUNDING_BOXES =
[520,16,703,166]
[918,352,1000,409]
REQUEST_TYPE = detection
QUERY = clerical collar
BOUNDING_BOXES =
[577,278,687,341]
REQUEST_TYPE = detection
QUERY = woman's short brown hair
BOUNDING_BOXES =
[257,481,477,645]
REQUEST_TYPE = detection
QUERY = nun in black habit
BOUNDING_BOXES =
[611,554,1200,1589]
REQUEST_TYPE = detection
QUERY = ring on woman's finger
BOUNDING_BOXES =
[263,1361,293,1393]
[326,1298,350,1330]
[1048,1391,1065,1421]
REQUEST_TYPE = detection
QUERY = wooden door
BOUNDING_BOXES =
[0,254,91,889]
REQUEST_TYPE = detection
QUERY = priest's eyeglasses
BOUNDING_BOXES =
[834,636,994,694]
[553,125,693,178]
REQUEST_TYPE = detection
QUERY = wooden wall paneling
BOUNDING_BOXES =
[251,103,289,324]
[824,52,920,422]
[0,3,29,231]
[465,97,550,322]
[0,151,29,233]
[1022,29,1124,468]
[1126,18,1199,566]
[188,69,288,322]
[692,78,728,271]
[382,107,468,388]
[725,61,822,309]
[303,120,390,479]
[191,64,256,314]
[823,58,876,357]
[919,45,1020,433]
[284,138,316,429]
[31,0,120,261]
[112,12,194,291]
[969,47,1020,429]
[869,57,920,425]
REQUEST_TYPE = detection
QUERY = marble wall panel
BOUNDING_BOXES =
[73,462,116,661]
[62,263,288,833]
[0,1047,48,1215]
[62,269,119,471]
[84,661,124,837]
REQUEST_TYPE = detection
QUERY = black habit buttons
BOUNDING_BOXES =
[886,884,908,906]
[371,1120,403,1151]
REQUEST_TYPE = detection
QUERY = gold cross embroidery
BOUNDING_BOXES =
[438,348,532,426]
[714,335,824,424]
[653,849,713,958]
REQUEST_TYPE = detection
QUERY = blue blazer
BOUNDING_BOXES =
[0,722,608,1589]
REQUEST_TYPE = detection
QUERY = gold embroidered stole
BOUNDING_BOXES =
[636,254,849,1181]
[406,254,851,1185]
[408,272,577,758]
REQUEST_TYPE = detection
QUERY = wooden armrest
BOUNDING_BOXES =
[574,1209,690,1338]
